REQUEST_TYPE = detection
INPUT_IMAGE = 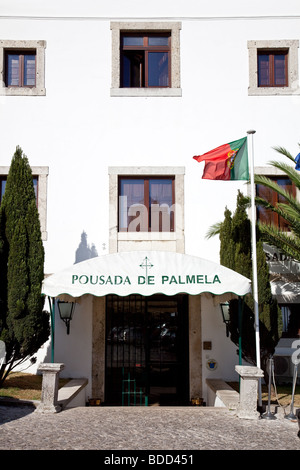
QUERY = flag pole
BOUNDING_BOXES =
[247,129,262,407]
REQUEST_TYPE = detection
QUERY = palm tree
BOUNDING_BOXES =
[206,145,300,261]
[254,145,300,261]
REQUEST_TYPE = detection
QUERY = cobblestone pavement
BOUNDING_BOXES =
[0,404,299,451]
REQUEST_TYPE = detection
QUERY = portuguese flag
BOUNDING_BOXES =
[193,137,249,181]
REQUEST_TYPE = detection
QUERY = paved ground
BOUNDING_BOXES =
[0,404,299,452]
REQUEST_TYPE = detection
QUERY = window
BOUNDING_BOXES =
[0,166,48,240]
[256,175,295,230]
[248,40,300,96]
[257,50,288,87]
[0,40,46,96]
[110,22,181,97]
[5,51,36,87]
[121,33,170,88]
[119,176,175,232]
[108,166,185,254]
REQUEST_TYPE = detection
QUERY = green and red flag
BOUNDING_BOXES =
[193,137,249,181]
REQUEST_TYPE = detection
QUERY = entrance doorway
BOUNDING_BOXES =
[105,294,189,405]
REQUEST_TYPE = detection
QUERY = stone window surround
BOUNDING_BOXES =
[0,165,48,240]
[110,21,182,97]
[248,39,300,96]
[108,166,185,253]
[0,40,46,96]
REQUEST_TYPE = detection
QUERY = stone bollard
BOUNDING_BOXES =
[36,363,65,413]
[235,365,264,420]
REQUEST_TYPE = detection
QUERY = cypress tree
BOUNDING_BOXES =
[0,147,49,385]
[220,207,235,270]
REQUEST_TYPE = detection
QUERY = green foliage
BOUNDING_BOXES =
[218,191,282,374]
[254,144,300,261]
[0,147,49,385]
[219,208,235,270]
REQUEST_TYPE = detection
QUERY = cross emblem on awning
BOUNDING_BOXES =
[139,257,153,284]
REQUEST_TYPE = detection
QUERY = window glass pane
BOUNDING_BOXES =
[149,179,173,206]
[33,176,38,199]
[148,37,169,46]
[122,36,144,46]
[276,177,292,189]
[149,179,173,232]
[277,178,292,229]
[258,54,270,86]
[24,55,36,86]
[148,52,168,86]
[120,179,144,229]
[122,52,144,87]
[7,54,20,86]
[274,54,286,86]
[0,179,6,202]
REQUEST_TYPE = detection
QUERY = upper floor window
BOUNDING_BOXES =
[110,22,181,97]
[248,40,300,96]
[5,51,36,87]
[257,50,288,87]
[119,176,175,232]
[0,40,46,96]
[109,166,185,254]
[256,175,295,231]
[121,33,170,88]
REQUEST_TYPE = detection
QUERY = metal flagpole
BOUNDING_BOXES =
[247,129,262,407]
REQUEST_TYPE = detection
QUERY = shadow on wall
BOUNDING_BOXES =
[74,231,98,264]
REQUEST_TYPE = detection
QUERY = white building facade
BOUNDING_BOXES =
[0,1,299,404]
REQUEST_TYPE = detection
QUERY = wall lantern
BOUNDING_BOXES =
[57,301,75,335]
[220,302,230,337]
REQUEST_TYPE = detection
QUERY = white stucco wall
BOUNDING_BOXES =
[0,1,299,275]
[201,295,242,401]
[53,296,93,398]
[1,1,299,391]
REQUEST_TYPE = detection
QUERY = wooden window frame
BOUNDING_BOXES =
[256,176,296,231]
[257,49,288,88]
[110,22,181,97]
[5,50,36,88]
[120,32,171,88]
[248,40,300,96]
[118,175,175,232]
